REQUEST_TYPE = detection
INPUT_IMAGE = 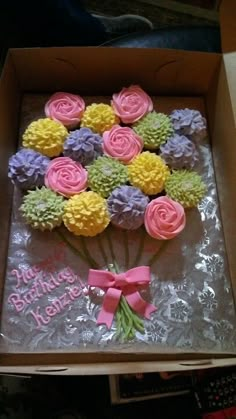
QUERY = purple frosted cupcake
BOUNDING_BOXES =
[170,108,207,141]
[63,127,103,166]
[8,148,50,190]
[107,185,149,230]
[160,134,198,169]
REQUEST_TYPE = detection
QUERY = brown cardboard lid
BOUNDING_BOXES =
[220,0,236,53]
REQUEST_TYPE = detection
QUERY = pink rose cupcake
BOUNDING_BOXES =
[111,85,153,124]
[144,196,186,240]
[45,92,85,129]
[103,125,143,164]
[45,157,87,197]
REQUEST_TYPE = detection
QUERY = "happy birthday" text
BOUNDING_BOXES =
[8,244,87,328]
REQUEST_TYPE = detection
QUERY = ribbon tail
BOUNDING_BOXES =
[123,287,157,319]
[97,288,122,329]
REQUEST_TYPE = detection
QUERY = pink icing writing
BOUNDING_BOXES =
[11,266,41,289]
[8,267,83,312]
[9,254,89,329]
[8,294,25,312]
[11,243,65,288]
[30,286,81,328]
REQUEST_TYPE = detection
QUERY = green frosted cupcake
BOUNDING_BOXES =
[133,112,173,149]
[165,170,207,208]
[87,156,128,198]
[20,187,65,231]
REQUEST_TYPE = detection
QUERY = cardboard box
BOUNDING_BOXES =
[0,0,236,375]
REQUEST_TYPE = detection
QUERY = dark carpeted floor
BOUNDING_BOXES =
[0,373,199,419]
[1,367,236,419]
[85,0,219,28]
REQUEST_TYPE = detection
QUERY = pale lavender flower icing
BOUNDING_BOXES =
[107,185,149,230]
[160,134,198,169]
[63,128,103,166]
[170,108,207,141]
[8,148,50,190]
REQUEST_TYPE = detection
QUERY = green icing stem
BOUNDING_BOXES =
[106,228,116,262]
[124,229,130,269]
[147,240,168,266]
[133,227,146,266]
[116,308,122,337]
[58,228,145,341]
[56,229,89,265]
[80,236,99,269]
[120,296,145,333]
[120,302,133,339]
[96,234,108,266]
[108,262,144,339]
[106,229,119,273]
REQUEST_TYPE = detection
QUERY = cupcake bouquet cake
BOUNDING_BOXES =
[8,86,208,341]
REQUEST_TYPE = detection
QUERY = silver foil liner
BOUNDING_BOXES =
[1,95,236,353]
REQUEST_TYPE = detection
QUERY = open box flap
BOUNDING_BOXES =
[223,52,236,122]
[220,0,236,53]
[9,47,220,95]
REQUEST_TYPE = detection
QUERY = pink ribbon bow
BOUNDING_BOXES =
[88,266,157,328]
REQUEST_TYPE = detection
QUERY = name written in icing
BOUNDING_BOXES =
[8,244,88,329]
[30,285,82,328]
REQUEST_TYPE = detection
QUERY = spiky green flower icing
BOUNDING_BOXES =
[165,170,207,208]
[133,112,173,149]
[87,156,128,198]
[20,187,65,231]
